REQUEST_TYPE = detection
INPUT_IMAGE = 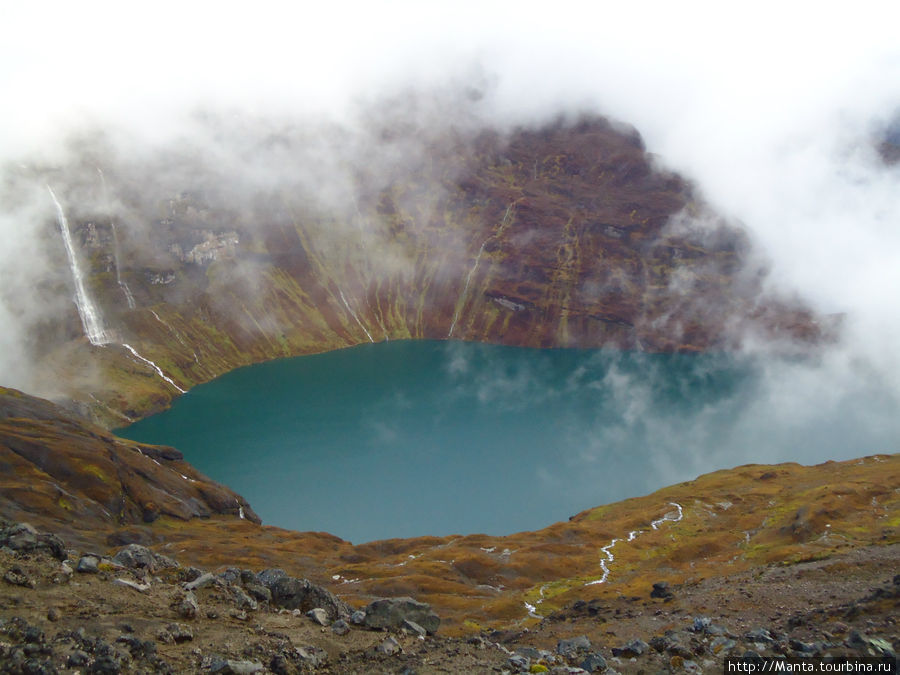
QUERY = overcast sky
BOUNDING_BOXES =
[1,0,899,394]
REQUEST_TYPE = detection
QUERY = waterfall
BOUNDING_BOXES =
[121,343,186,393]
[447,239,488,338]
[338,289,375,343]
[47,186,112,345]
[98,169,135,309]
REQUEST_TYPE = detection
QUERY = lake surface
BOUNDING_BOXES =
[118,340,900,543]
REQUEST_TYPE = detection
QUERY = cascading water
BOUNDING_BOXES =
[97,169,135,309]
[47,186,112,345]
[121,343,186,393]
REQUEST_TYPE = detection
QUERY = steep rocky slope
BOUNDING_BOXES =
[20,114,823,425]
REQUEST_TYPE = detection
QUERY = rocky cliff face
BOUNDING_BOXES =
[23,115,823,425]
[0,386,257,551]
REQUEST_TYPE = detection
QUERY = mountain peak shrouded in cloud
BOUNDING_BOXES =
[0,2,898,426]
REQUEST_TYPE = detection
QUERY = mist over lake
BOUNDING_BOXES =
[118,340,899,544]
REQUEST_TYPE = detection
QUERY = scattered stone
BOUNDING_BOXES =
[167,623,193,643]
[112,544,156,570]
[789,639,817,655]
[401,619,427,637]
[711,637,737,655]
[651,581,673,599]
[243,582,271,603]
[209,657,265,674]
[306,608,329,626]
[847,631,896,658]
[3,566,34,588]
[114,578,150,593]
[76,555,100,574]
[185,572,216,591]
[177,591,200,619]
[612,638,649,658]
[230,610,249,621]
[218,567,241,585]
[364,597,440,635]
[232,589,257,611]
[0,522,66,560]
[743,628,773,643]
[296,646,327,668]
[377,636,402,655]
[509,653,530,670]
[557,635,591,658]
[331,619,350,636]
[270,576,352,619]
[580,652,607,672]
[255,568,287,588]
[67,650,90,668]
[47,607,61,622]
[349,610,366,625]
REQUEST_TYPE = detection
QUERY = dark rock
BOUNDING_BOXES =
[68,650,90,667]
[612,639,649,658]
[47,607,61,622]
[295,646,327,668]
[112,544,176,572]
[232,589,257,611]
[743,628,773,643]
[176,591,199,619]
[270,576,351,619]
[580,652,608,672]
[166,623,193,643]
[243,582,271,603]
[218,568,241,585]
[558,635,592,657]
[0,523,66,560]
[846,631,896,658]
[331,619,350,636]
[349,610,366,625]
[789,639,817,655]
[515,647,542,660]
[509,653,530,670]
[651,581,673,599]
[255,568,287,589]
[363,597,440,635]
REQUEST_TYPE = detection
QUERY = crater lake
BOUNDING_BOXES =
[117,340,900,543]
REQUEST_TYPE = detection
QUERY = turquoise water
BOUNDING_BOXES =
[117,340,899,543]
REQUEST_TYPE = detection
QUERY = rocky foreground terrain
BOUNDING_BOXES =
[0,521,896,674]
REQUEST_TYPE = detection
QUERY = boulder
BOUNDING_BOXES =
[0,522,66,560]
[112,544,176,572]
[76,555,100,574]
[363,597,440,635]
[269,576,351,619]
[557,635,591,658]
[306,608,329,626]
